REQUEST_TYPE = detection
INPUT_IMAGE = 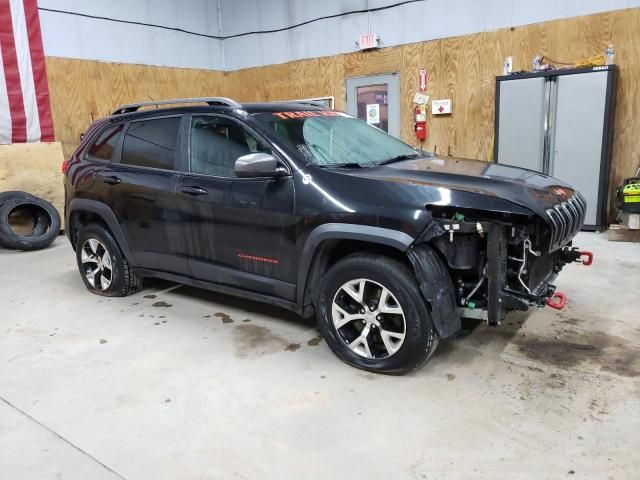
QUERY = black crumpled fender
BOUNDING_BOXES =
[407,243,460,338]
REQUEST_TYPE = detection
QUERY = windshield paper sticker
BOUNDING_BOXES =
[272,110,348,119]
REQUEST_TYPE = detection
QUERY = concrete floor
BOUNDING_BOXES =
[1,232,639,479]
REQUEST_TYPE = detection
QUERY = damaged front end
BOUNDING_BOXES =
[409,191,592,336]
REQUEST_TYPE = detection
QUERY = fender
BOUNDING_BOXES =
[407,244,460,338]
[67,198,138,266]
[296,223,414,305]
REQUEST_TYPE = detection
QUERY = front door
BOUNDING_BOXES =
[178,114,297,300]
[346,73,400,138]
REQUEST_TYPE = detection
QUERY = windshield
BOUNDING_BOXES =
[254,111,419,166]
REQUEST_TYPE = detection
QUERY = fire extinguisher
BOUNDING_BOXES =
[415,104,427,141]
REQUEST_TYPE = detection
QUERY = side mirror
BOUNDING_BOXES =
[235,153,287,178]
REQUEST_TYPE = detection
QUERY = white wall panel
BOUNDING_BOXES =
[288,0,333,60]
[567,0,629,16]
[484,0,513,31]
[219,0,239,36]
[341,0,369,13]
[37,0,637,71]
[289,19,337,63]
[254,0,290,66]
[337,7,369,55]
[39,0,224,69]
[220,0,636,70]
[512,0,568,26]
[287,0,325,25]
[369,0,401,46]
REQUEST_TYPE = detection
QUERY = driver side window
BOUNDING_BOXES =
[189,116,271,177]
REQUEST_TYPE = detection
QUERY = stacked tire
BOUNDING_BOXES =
[0,191,61,251]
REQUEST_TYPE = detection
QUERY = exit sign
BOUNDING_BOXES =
[358,32,379,50]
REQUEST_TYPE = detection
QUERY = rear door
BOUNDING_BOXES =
[106,115,189,275]
[177,114,296,300]
[81,122,127,202]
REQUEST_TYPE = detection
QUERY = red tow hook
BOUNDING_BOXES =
[579,251,593,266]
[546,291,567,310]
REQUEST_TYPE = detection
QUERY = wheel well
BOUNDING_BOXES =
[68,210,110,249]
[302,238,413,309]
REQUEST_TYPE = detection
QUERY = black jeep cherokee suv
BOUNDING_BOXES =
[64,97,589,374]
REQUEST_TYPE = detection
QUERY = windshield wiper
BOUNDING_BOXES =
[377,153,420,165]
[317,162,366,169]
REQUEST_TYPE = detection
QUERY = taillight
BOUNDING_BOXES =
[61,160,70,174]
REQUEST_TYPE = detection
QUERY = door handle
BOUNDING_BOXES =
[181,186,208,196]
[103,175,121,185]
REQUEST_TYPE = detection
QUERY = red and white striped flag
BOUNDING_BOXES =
[0,0,54,143]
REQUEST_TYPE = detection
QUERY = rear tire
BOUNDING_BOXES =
[316,253,438,375]
[76,224,142,297]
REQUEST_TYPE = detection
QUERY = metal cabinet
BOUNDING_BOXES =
[495,66,617,230]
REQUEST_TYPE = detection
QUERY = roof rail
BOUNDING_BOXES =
[294,100,331,110]
[111,97,242,115]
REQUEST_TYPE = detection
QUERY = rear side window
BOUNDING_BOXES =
[86,124,124,161]
[121,117,181,170]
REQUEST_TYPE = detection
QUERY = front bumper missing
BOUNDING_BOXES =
[478,226,592,324]
[424,214,593,329]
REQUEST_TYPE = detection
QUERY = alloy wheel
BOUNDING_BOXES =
[331,278,407,359]
[80,238,113,291]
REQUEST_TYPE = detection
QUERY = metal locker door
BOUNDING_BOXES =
[550,71,609,227]
[496,77,547,171]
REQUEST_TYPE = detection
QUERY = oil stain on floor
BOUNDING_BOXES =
[285,342,301,352]
[152,301,172,308]
[514,331,640,377]
[232,324,296,358]
[214,312,234,324]
[453,318,640,378]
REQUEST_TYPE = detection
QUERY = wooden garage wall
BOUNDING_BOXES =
[223,8,640,215]
[45,57,230,159]
[45,8,639,217]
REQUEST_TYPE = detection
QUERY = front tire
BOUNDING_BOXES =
[317,253,438,375]
[75,224,142,297]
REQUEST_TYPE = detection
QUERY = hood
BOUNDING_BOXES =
[339,155,575,218]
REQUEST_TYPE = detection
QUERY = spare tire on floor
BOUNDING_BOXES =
[0,195,61,251]
[0,190,36,206]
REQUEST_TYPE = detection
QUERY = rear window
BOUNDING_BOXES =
[86,124,124,161]
[121,117,181,170]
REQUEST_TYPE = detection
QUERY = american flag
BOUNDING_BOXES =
[0,0,54,143]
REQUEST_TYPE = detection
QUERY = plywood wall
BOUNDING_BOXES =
[45,8,640,219]
[45,57,230,159]
[0,142,65,219]
[223,8,640,217]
